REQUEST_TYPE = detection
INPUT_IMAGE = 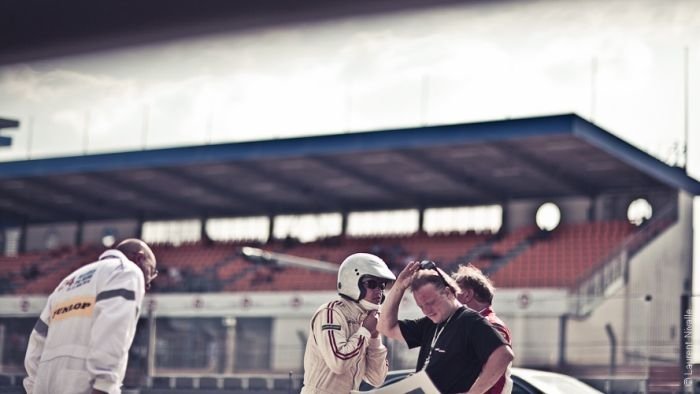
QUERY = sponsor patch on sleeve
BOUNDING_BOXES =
[322,324,342,331]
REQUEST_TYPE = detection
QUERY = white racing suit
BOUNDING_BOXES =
[24,249,145,394]
[301,298,389,394]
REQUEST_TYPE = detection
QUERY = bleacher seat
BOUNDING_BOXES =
[491,221,636,288]
[5,221,648,293]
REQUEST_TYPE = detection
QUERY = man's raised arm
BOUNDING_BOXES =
[377,261,419,342]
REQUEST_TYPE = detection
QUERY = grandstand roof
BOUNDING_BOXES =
[0,113,698,225]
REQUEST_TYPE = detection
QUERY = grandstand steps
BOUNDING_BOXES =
[17,249,95,294]
[483,236,533,277]
[224,265,260,291]
[206,251,243,282]
[445,240,494,272]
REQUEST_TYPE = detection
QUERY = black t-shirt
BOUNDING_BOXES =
[398,306,507,394]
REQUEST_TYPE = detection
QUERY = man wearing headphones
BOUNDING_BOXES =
[301,253,396,394]
[378,260,513,394]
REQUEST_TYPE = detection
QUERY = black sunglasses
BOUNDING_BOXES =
[418,260,453,291]
[362,279,387,290]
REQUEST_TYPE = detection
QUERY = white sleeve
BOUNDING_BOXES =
[313,306,371,375]
[363,337,389,387]
[23,302,51,394]
[87,265,143,394]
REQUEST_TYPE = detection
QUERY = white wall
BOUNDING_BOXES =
[506,196,591,232]
[567,191,693,366]
[25,222,77,251]
[557,197,592,224]
[566,288,637,365]
[81,219,140,245]
[509,314,562,367]
[272,317,309,372]
[0,288,571,370]
[505,199,538,232]
[625,191,693,362]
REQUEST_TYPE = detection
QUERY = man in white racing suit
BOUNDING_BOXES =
[24,239,157,394]
[301,253,396,394]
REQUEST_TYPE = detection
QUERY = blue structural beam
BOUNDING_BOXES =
[0,118,19,129]
[0,117,19,147]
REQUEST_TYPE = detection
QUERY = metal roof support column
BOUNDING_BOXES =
[268,215,275,243]
[559,314,568,369]
[417,207,425,234]
[200,216,212,246]
[75,220,84,247]
[500,201,509,235]
[587,197,596,221]
[19,221,27,254]
[136,217,143,240]
[340,212,347,237]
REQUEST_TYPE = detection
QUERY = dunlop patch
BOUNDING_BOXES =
[51,296,95,322]
[322,324,342,331]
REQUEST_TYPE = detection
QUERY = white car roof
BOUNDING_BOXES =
[511,367,603,394]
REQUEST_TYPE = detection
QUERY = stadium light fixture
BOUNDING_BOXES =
[627,198,652,226]
[240,246,338,273]
[536,202,561,231]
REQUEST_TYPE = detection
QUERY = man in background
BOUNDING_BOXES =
[453,263,513,394]
[302,253,396,393]
[24,239,157,394]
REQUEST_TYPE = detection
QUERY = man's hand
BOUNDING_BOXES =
[363,311,379,337]
[394,261,420,291]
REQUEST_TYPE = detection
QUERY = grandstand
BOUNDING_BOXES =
[0,114,698,393]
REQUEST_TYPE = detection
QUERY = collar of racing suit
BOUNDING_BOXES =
[99,249,131,263]
[340,297,375,321]
[358,299,379,311]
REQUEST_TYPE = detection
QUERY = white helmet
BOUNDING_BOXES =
[337,253,396,302]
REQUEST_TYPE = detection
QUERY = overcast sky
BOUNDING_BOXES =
[0,0,699,305]
[0,0,698,162]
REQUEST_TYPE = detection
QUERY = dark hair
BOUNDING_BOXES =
[451,264,495,304]
[410,261,459,295]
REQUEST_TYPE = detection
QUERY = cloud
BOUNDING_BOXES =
[0,64,135,104]
[0,0,698,159]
